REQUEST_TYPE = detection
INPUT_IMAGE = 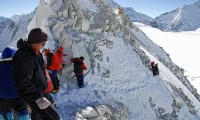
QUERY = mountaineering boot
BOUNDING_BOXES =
[7,111,13,120]
[0,111,13,120]
[0,112,4,120]
[18,109,30,120]
[52,89,60,93]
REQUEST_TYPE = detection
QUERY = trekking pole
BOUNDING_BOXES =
[44,109,55,120]
[59,35,71,46]
[71,74,76,79]
[84,67,92,77]
[71,67,92,79]
[59,38,65,46]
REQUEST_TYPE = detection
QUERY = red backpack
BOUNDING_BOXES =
[44,70,53,93]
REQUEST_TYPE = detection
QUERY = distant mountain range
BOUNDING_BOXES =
[0,13,34,51]
[124,7,158,28]
[124,0,200,32]
[155,0,200,31]
[0,17,15,52]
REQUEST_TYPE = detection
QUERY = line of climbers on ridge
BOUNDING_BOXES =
[0,28,87,120]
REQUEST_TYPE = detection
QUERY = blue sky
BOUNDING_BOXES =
[114,0,197,18]
[0,0,39,18]
[0,0,197,18]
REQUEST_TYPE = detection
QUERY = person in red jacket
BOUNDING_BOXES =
[56,46,67,64]
[71,56,87,88]
[44,49,62,92]
[55,46,67,75]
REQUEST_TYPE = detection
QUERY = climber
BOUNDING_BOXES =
[150,61,159,76]
[0,46,30,120]
[55,46,67,75]
[44,48,62,92]
[12,28,60,120]
[71,56,87,88]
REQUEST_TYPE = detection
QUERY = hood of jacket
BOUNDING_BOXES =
[2,47,16,59]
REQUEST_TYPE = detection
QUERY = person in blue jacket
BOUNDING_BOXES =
[0,46,30,120]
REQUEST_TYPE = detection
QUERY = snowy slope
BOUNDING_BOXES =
[155,0,200,31]
[0,0,200,119]
[136,22,200,95]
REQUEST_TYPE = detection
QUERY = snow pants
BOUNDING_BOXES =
[76,75,84,88]
[51,70,60,90]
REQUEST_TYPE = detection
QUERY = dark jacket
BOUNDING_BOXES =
[12,41,47,101]
[0,47,18,98]
[152,63,159,76]
[71,58,87,75]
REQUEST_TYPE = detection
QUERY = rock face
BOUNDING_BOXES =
[28,0,148,79]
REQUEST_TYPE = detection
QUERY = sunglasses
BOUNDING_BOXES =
[40,42,46,46]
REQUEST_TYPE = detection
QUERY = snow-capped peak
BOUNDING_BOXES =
[194,0,200,6]
[10,14,26,23]
[156,0,200,31]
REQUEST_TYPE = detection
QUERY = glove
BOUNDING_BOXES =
[35,97,51,109]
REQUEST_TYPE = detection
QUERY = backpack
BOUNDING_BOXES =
[44,70,53,93]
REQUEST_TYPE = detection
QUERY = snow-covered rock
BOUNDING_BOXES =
[81,106,98,118]
[75,104,127,120]
[196,27,200,32]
